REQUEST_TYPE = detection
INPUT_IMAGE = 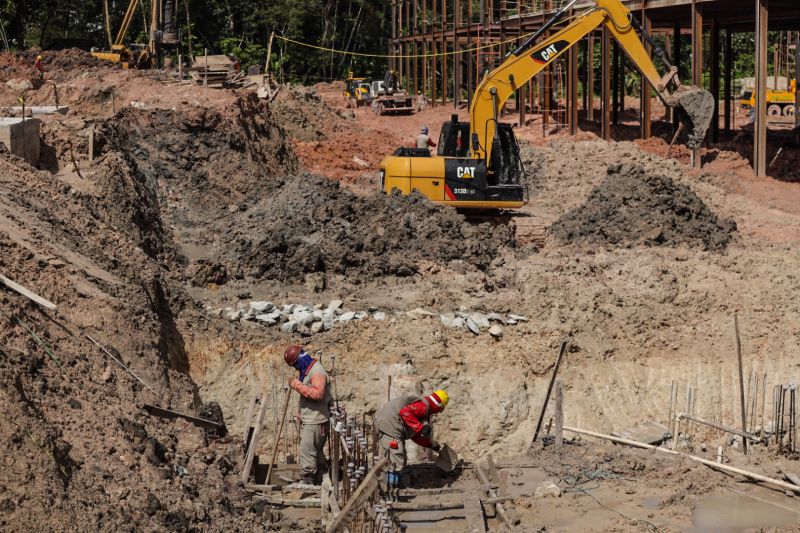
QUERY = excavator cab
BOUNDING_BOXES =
[381,115,526,209]
[437,116,524,186]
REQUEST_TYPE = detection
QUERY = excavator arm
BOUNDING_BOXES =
[470,0,714,164]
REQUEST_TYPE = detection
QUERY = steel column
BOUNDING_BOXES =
[640,8,652,139]
[601,25,611,140]
[691,0,703,167]
[672,22,681,128]
[724,28,733,134]
[754,0,769,177]
[442,0,447,106]
[795,31,799,129]
[710,18,720,143]
[612,41,620,125]
[568,7,579,135]
[587,32,595,121]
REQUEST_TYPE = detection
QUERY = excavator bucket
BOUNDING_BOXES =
[673,86,715,149]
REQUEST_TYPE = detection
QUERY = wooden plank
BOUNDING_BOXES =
[142,404,225,433]
[326,457,388,533]
[0,273,57,310]
[242,393,258,444]
[555,380,564,449]
[463,491,487,533]
[241,398,269,483]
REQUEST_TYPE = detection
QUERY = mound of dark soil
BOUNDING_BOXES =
[225,174,514,283]
[550,164,736,251]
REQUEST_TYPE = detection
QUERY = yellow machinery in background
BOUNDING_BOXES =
[92,0,178,68]
[344,72,373,108]
[379,0,714,211]
[740,80,797,117]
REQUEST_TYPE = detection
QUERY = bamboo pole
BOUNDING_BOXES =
[266,387,292,485]
[734,313,748,454]
[531,341,568,445]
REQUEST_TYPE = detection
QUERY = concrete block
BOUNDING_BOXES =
[0,118,41,166]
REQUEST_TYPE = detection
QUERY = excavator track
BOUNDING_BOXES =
[461,210,550,248]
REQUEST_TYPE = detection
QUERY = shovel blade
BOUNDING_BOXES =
[434,443,458,472]
[674,86,715,150]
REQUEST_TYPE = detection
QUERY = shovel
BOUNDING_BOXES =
[433,443,458,472]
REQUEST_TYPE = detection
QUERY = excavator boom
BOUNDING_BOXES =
[470,0,714,163]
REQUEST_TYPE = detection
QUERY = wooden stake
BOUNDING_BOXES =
[0,273,57,310]
[531,340,568,445]
[566,426,800,494]
[554,380,564,449]
[241,397,269,483]
[265,31,275,75]
[266,387,292,486]
[735,313,748,454]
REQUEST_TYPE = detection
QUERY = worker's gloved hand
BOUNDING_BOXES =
[419,424,432,439]
[289,378,302,390]
[431,441,441,453]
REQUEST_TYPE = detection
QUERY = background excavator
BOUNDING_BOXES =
[92,0,179,69]
[379,0,715,211]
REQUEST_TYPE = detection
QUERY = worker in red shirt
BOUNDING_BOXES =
[375,390,449,499]
[285,345,332,485]
[34,54,44,79]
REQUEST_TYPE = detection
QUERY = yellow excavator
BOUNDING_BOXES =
[92,0,151,68]
[379,0,714,210]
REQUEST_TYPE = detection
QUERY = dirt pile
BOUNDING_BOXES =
[270,84,351,141]
[0,111,306,530]
[550,163,736,250]
[0,48,108,82]
[88,92,510,286]
[222,175,514,283]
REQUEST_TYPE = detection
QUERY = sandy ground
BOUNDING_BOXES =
[2,50,800,531]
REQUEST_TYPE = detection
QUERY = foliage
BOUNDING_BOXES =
[218,37,265,72]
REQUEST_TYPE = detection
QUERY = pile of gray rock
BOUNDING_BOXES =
[210,299,385,336]
[433,309,528,338]
[208,300,528,338]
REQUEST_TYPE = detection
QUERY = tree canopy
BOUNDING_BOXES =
[0,0,392,82]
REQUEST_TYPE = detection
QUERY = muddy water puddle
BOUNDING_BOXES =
[691,493,800,531]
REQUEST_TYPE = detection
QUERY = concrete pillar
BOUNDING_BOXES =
[601,25,611,140]
[413,0,419,96]
[754,0,769,177]
[0,118,41,166]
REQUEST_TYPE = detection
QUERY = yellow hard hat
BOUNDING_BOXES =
[36,54,42,60]
[433,389,449,409]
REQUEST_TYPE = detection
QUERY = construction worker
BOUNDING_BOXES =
[375,390,448,499]
[416,126,437,150]
[34,55,44,79]
[284,345,332,485]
